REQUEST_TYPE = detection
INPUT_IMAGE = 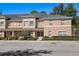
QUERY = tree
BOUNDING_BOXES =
[64,3,77,16]
[63,3,77,29]
[31,10,38,14]
[53,6,60,15]
[50,12,53,15]
[73,16,79,27]
[58,3,64,15]
[52,3,77,16]
[52,3,64,15]
[40,11,47,15]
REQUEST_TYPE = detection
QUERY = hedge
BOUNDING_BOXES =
[42,36,79,41]
[21,36,37,40]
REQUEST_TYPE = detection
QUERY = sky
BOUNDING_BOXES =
[0,3,79,15]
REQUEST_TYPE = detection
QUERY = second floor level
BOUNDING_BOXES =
[0,14,73,29]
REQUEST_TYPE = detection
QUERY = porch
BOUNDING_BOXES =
[4,31,44,40]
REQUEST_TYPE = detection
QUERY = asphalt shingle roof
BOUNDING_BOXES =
[0,14,73,21]
[41,15,73,20]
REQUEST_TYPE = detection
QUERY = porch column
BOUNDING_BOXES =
[2,32,4,37]
[32,32,35,37]
[12,32,14,37]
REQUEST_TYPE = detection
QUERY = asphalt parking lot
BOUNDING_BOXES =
[0,40,79,56]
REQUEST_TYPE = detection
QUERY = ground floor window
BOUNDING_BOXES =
[48,31,52,37]
[36,32,43,37]
[58,31,67,36]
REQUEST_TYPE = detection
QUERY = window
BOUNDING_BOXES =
[8,22,11,26]
[60,20,65,25]
[48,31,52,37]
[49,20,53,25]
[58,31,67,36]
[19,22,22,26]
[0,22,4,26]
[24,21,28,26]
[30,21,33,26]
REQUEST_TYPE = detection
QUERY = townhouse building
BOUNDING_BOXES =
[0,14,73,38]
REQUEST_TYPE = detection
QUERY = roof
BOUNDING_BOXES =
[0,15,6,19]
[0,28,43,31]
[40,15,73,20]
[5,14,38,21]
[0,14,73,21]
[6,14,24,21]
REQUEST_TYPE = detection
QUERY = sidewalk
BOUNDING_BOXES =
[0,40,78,43]
[0,40,79,55]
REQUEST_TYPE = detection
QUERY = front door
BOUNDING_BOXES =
[36,32,43,37]
[5,32,12,37]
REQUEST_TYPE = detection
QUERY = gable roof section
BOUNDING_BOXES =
[40,15,73,20]
[0,15,6,19]
[0,14,73,21]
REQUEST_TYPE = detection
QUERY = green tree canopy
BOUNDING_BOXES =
[51,3,77,16]
[73,16,79,27]
[40,11,47,15]
[52,3,64,15]
[53,6,60,15]
[64,3,77,16]
[58,3,64,15]
[31,10,38,14]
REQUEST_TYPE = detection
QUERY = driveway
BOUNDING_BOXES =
[0,40,79,56]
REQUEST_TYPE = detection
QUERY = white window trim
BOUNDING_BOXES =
[48,31,52,37]
[0,22,4,26]
[60,20,65,25]
[58,31,67,36]
[24,21,28,26]
[49,20,53,25]
[29,21,34,26]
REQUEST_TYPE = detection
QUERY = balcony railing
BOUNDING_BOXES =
[36,26,44,29]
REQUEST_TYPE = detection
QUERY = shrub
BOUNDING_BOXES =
[42,36,77,41]
[52,36,77,40]
[19,37,24,40]
[24,36,31,40]
[75,36,79,40]
[0,37,4,40]
[42,36,53,40]
[24,36,37,40]
[10,36,18,40]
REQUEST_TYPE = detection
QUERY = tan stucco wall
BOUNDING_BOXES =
[23,18,36,28]
[44,26,72,36]
[0,32,4,37]
[0,19,6,29]
[44,20,71,27]
[43,19,72,36]
[0,17,72,37]
[37,21,44,28]
[8,21,22,28]
[32,31,36,37]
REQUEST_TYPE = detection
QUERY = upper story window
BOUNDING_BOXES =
[24,21,28,26]
[30,21,33,26]
[19,22,22,26]
[8,23,11,26]
[60,20,65,25]
[0,22,4,26]
[49,20,53,25]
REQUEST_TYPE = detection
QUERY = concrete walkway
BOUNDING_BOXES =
[0,40,79,56]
